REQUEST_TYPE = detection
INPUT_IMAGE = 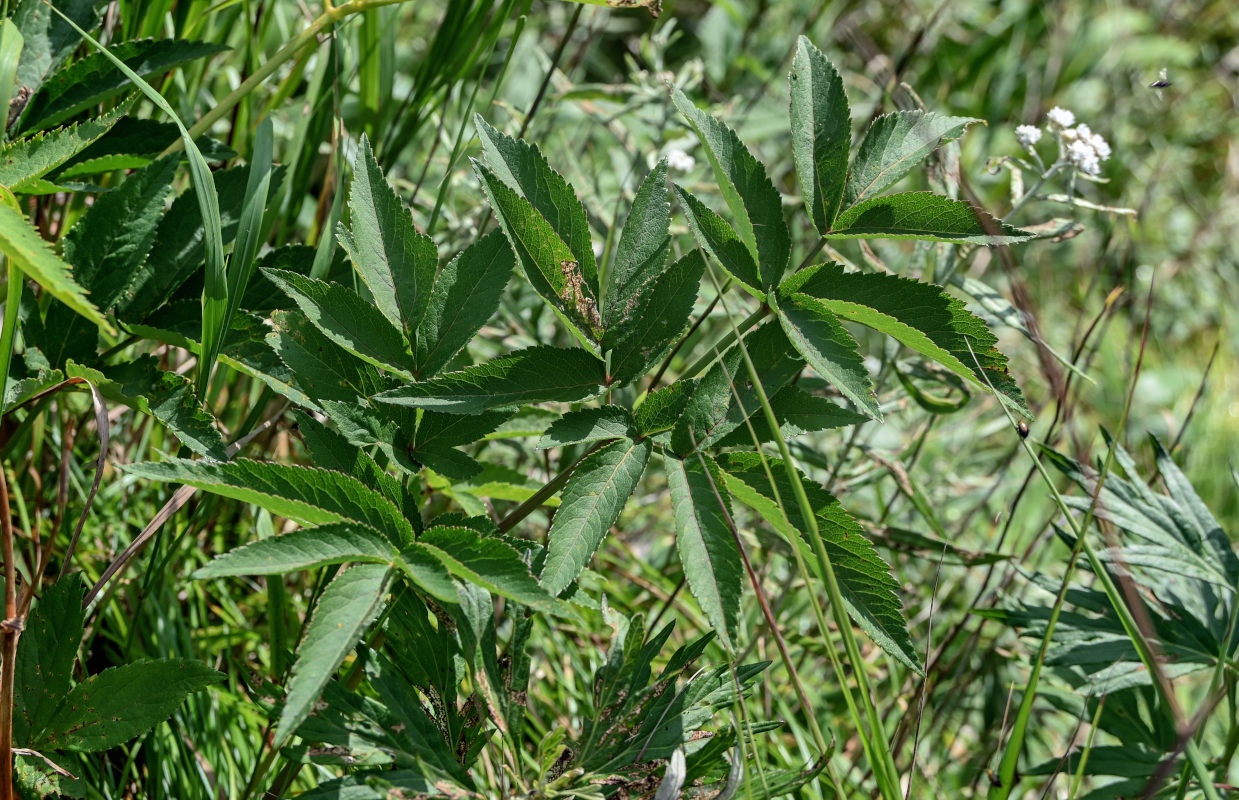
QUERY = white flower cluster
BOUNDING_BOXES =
[1013,106,1112,176]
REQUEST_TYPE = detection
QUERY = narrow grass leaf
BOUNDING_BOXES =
[276,563,390,747]
[789,36,851,233]
[262,268,416,377]
[339,134,438,340]
[830,192,1031,245]
[40,659,222,752]
[193,523,398,578]
[375,346,604,414]
[671,88,789,288]
[667,455,742,652]
[541,437,652,597]
[414,229,514,377]
[843,110,980,207]
[124,458,414,544]
[776,293,879,419]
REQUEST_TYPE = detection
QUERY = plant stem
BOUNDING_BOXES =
[0,456,18,800]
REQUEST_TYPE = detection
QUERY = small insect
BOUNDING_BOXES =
[1016,421,1030,439]
[1149,68,1172,89]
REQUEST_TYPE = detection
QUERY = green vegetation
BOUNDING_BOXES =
[0,1,1235,798]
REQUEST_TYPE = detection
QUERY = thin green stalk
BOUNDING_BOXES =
[0,261,22,412]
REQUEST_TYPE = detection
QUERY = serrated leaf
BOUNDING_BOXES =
[262,268,417,377]
[674,184,761,297]
[11,0,101,93]
[40,659,222,752]
[414,229,513,377]
[670,346,742,457]
[0,103,126,190]
[541,437,652,597]
[0,202,110,333]
[671,88,789,288]
[419,527,561,616]
[193,523,399,578]
[776,293,879,419]
[374,345,604,414]
[843,110,980,207]
[13,578,85,746]
[789,36,851,233]
[339,135,437,342]
[276,563,390,747]
[635,379,696,437]
[124,458,415,545]
[55,116,235,179]
[829,192,1030,245]
[714,384,865,447]
[475,116,596,288]
[294,411,413,518]
[473,160,600,342]
[721,455,920,670]
[266,309,391,405]
[536,406,634,449]
[667,456,742,652]
[603,159,671,336]
[66,358,226,460]
[20,38,228,133]
[607,249,706,383]
[783,262,1026,412]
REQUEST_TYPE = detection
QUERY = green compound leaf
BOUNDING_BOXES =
[829,192,1031,245]
[603,159,672,337]
[420,526,562,616]
[473,160,600,343]
[541,436,652,597]
[39,659,222,752]
[338,134,438,342]
[124,458,415,545]
[192,523,399,578]
[374,346,605,415]
[0,103,127,191]
[0,201,111,334]
[789,36,851,234]
[635,379,696,437]
[668,455,742,653]
[414,229,514,378]
[276,563,391,747]
[722,454,921,671]
[672,88,789,289]
[776,293,879,420]
[266,309,391,406]
[674,185,761,298]
[262,268,417,378]
[843,110,980,207]
[782,262,1027,413]
[13,578,85,746]
[475,115,596,289]
[536,405,634,449]
[606,249,706,384]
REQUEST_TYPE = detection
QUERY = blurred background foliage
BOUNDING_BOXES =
[16,0,1237,796]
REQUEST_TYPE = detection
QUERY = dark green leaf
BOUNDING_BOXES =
[667,456,742,652]
[635,379,697,437]
[419,527,561,616]
[670,347,742,457]
[40,659,222,752]
[338,135,437,341]
[607,250,706,383]
[844,110,980,207]
[262,268,417,377]
[541,437,652,597]
[674,185,761,297]
[789,36,851,233]
[267,309,392,405]
[276,563,390,746]
[776,293,879,419]
[603,159,671,335]
[11,0,102,92]
[536,406,634,449]
[414,229,513,378]
[55,116,235,178]
[193,523,399,578]
[294,411,414,518]
[714,384,865,447]
[374,346,604,414]
[829,192,1031,245]
[672,89,789,289]
[0,103,126,190]
[13,578,85,746]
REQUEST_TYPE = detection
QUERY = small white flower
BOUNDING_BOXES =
[1087,132,1111,161]
[1015,124,1042,148]
[1067,139,1101,175]
[1075,123,1092,140]
[1046,106,1076,128]
[666,148,695,173]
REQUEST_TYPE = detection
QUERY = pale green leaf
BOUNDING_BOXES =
[829,192,1031,245]
[844,110,980,207]
[541,437,651,597]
